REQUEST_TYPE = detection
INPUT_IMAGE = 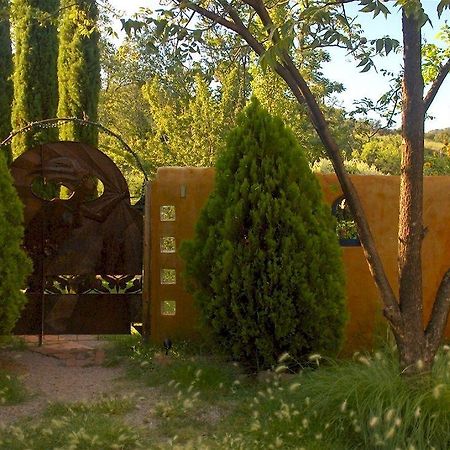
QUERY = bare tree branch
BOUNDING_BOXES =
[182,1,243,35]
[424,58,450,112]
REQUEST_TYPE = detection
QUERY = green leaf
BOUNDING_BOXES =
[329,32,339,44]
[357,57,370,67]
[378,2,391,17]
[154,19,168,38]
[376,39,384,53]
[437,0,450,18]
[384,38,393,55]
[360,3,376,13]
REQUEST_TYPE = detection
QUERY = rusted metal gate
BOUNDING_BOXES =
[11,142,143,335]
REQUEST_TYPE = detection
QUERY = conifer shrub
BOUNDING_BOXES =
[181,98,346,370]
[0,152,32,334]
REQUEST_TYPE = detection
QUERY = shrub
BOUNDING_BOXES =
[311,157,382,175]
[0,152,32,334]
[357,135,402,175]
[181,98,346,371]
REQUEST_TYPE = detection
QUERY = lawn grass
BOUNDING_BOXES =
[103,336,450,449]
[0,337,28,406]
[0,396,142,450]
[0,371,27,406]
[2,335,450,449]
[0,336,28,352]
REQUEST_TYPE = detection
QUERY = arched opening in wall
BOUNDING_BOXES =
[332,196,361,246]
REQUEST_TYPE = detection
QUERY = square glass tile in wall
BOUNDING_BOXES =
[161,300,176,316]
[160,237,176,253]
[160,205,176,221]
[161,268,176,284]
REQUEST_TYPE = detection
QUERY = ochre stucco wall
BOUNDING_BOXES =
[147,169,450,352]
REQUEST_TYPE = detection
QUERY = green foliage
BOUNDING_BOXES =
[250,65,323,162]
[426,127,450,144]
[57,0,101,146]
[103,337,450,449]
[211,346,450,449]
[0,370,27,405]
[357,134,402,175]
[98,34,246,193]
[181,99,346,371]
[251,60,360,162]
[98,42,151,198]
[0,0,13,163]
[424,147,450,175]
[140,71,244,169]
[356,134,450,175]
[0,152,32,334]
[11,0,58,156]
[0,397,139,450]
[311,157,382,175]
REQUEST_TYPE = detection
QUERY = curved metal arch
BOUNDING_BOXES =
[0,117,151,187]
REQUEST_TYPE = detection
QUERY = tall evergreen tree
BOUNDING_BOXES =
[0,151,32,334]
[182,98,347,370]
[11,0,59,156]
[0,0,14,163]
[57,0,100,146]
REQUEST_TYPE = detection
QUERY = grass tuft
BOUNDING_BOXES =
[0,396,140,450]
[0,371,27,405]
[209,346,450,449]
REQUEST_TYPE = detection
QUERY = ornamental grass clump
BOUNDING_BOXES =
[299,346,450,449]
[0,151,31,334]
[181,98,346,371]
[205,346,450,449]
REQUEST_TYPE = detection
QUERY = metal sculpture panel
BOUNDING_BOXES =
[11,142,143,335]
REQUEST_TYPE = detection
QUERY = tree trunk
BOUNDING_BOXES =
[396,11,427,375]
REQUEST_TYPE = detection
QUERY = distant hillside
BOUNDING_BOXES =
[425,128,450,145]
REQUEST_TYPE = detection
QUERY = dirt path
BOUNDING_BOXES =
[0,345,131,426]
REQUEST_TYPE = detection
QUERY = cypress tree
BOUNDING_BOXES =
[57,0,100,146]
[0,0,13,163]
[0,151,32,334]
[11,0,59,155]
[182,98,347,370]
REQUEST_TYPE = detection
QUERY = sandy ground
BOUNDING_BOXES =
[0,348,130,426]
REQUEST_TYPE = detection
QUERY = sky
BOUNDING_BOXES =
[108,0,450,131]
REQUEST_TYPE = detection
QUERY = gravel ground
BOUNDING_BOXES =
[0,348,127,426]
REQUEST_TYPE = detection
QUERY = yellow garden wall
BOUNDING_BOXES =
[145,168,450,352]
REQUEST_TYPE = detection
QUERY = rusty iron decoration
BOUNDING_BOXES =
[12,142,143,335]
